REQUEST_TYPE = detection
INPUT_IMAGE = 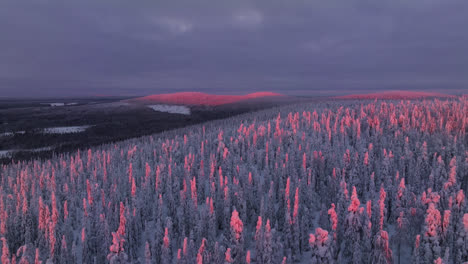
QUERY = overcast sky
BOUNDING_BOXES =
[1,0,467,97]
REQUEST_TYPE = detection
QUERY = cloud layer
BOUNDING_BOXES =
[0,0,467,97]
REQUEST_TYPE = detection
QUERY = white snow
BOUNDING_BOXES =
[148,104,191,115]
[30,146,54,152]
[42,126,91,134]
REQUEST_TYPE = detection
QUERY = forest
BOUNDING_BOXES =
[0,97,466,263]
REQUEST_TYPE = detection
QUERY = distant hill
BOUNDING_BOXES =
[131,92,284,106]
[335,90,455,100]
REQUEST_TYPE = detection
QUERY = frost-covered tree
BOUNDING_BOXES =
[309,228,334,264]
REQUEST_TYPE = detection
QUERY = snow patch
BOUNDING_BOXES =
[42,126,91,134]
[0,131,25,137]
[148,104,191,115]
[41,102,78,107]
[41,103,65,107]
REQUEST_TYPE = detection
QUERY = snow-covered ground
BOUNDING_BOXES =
[147,104,191,115]
[42,126,91,134]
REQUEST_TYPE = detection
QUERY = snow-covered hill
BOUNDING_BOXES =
[133,91,284,106]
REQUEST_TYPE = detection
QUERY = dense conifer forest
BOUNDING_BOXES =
[0,98,466,263]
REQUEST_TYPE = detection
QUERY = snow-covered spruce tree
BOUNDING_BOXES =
[309,227,334,264]
[370,230,393,264]
[419,203,443,262]
[229,209,244,264]
[340,186,365,263]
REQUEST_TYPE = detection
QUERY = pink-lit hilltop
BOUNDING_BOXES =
[133,91,284,106]
[336,90,455,100]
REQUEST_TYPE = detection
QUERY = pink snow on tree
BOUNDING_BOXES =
[145,163,151,186]
[35,248,41,264]
[348,186,360,212]
[366,200,372,218]
[397,178,405,200]
[442,210,451,235]
[376,230,392,261]
[196,238,206,264]
[309,234,316,245]
[444,157,457,190]
[81,227,86,242]
[0,196,7,236]
[265,219,271,233]
[425,203,441,237]
[292,187,299,222]
[364,151,369,166]
[191,177,197,208]
[163,227,170,248]
[86,179,93,205]
[155,165,161,192]
[109,231,125,254]
[1,237,10,264]
[285,177,290,201]
[225,248,232,263]
[131,177,136,198]
[379,187,387,230]
[415,235,420,249]
[230,209,243,241]
[315,228,329,246]
[128,163,133,184]
[328,203,338,233]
